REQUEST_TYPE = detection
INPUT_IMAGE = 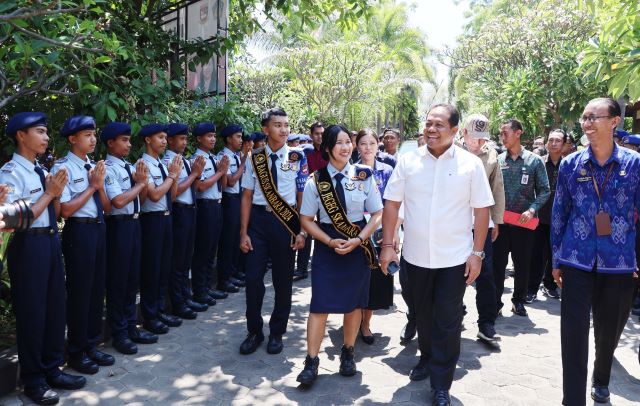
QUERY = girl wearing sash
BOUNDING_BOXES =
[296,125,383,387]
[355,128,395,345]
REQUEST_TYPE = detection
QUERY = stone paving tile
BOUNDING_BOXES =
[1,269,639,405]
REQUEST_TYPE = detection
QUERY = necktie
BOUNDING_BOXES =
[123,162,140,213]
[334,173,347,210]
[34,165,56,230]
[84,163,104,222]
[158,163,172,211]
[270,153,279,189]
[234,154,240,168]
[182,157,196,202]
[208,155,220,192]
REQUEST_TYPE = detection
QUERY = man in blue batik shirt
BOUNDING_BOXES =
[551,98,640,406]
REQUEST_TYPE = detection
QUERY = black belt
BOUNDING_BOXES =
[252,203,296,213]
[17,227,55,235]
[106,213,139,220]
[197,198,222,206]
[140,210,171,217]
[66,217,101,224]
[173,202,196,209]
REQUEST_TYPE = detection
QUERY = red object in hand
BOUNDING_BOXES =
[503,210,539,230]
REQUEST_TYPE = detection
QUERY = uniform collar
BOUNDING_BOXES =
[266,143,287,159]
[583,142,622,167]
[12,153,37,171]
[106,154,127,167]
[195,148,211,157]
[421,142,456,160]
[327,162,351,178]
[67,151,91,167]
[223,146,236,155]
[142,152,160,167]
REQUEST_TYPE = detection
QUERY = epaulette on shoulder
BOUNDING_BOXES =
[288,149,304,162]
[104,159,114,166]
[353,164,373,180]
[54,157,68,165]
[1,161,16,173]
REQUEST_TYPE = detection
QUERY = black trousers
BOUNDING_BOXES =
[560,265,635,406]
[191,201,222,297]
[406,261,467,390]
[492,224,535,306]
[170,205,196,307]
[139,214,172,320]
[61,221,106,355]
[475,228,497,326]
[399,257,416,324]
[217,193,241,283]
[527,223,557,294]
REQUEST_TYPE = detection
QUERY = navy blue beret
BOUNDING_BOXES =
[287,133,300,142]
[193,122,216,137]
[615,129,628,139]
[167,123,189,137]
[61,115,96,137]
[100,122,131,144]
[6,112,47,136]
[138,123,168,138]
[625,134,640,146]
[250,131,266,141]
[220,124,243,138]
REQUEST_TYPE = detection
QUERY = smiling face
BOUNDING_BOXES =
[581,100,620,144]
[328,131,353,166]
[423,106,457,155]
[263,115,290,149]
[197,132,216,152]
[16,125,50,157]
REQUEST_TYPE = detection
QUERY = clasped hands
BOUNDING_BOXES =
[327,237,361,255]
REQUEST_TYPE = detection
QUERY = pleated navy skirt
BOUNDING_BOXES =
[310,221,370,314]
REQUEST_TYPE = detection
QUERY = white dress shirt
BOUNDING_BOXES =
[384,144,494,268]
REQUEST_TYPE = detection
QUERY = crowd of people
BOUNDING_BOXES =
[1,97,639,406]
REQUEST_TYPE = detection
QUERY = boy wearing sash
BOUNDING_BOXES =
[239,108,309,355]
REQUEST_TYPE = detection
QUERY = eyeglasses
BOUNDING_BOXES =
[578,115,612,125]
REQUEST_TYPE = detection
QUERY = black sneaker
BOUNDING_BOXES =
[477,323,499,344]
[512,303,528,317]
[339,345,357,376]
[296,355,319,386]
[542,286,560,299]
[525,292,537,304]
[432,389,452,406]
[409,356,429,381]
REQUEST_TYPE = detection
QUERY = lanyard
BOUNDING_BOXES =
[588,161,614,211]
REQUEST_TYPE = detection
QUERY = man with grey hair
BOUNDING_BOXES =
[462,114,505,343]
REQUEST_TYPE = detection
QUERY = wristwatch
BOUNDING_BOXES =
[471,250,485,260]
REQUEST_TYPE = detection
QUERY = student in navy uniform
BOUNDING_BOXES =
[163,123,207,318]
[239,108,309,355]
[138,124,183,334]
[190,122,230,304]
[102,122,159,355]
[1,113,86,404]
[296,125,383,386]
[51,116,113,375]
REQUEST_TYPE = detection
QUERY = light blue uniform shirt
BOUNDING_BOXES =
[104,154,139,215]
[141,153,170,212]
[162,150,193,205]
[51,151,99,218]
[0,153,52,228]
[241,144,309,206]
[301,162,383,223]
[192,148,223,200]
[217,147,242,194]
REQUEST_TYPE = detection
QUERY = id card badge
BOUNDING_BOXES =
[521,174,529,185]
[595,211,612,236]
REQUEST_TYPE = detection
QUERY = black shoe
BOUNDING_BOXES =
[432,389,451,406]
[477,323,497,342]
[292,271,308,281]
[542,286,560,299]
[591,385,610,403]
[219,281,240,293]
[112,337,138,355]
[193,294,217,306]
[296,355,320,386]
[400,319,416,344]
[409,356,429,381]
[339,345,357,377]
[129,327,158,344]
[208,288,228,300]
[46,372,86,390]
[87,348,115,366]
[239,333,265,355]
[186,299,208,312]
[158,312,183,327]
[525,293,537,304]
[360,327,375,345]
[173,305,197,320]
[229,276,246,287]
[267,334,283,354]
[511,303,528,317]
[24,385,59,405]
[143,319,169,335]
[234,272,246,280]
[67,353,99,375]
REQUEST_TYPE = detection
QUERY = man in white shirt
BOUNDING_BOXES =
[380,104,494,406]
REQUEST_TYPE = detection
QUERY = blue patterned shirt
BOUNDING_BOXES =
[551,144,640,273]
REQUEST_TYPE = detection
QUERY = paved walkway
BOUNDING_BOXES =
[1,267,639,405]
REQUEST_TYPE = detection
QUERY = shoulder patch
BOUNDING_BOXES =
[55,157,68,164]
[1,162,16,172]
[353,165,373,180]
[288,150,303,162]
[104,160,114,166]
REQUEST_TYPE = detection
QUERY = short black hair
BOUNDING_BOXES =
[382,128,400,139]
[428,104,460,127]
[261,107,287,127]
[589,97,622,117]
[548,128,568,143]
[321,124,350,161]
[310,121,324,134]
[502,119,523,132]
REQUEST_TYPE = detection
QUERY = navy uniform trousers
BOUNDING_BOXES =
[217,192,241,284]
[191,199,222,297]
[560,265,635,406]
[106,217,141,340]
[139,213,172,321]
[474,228,498,326]
[61,220,106,356]
[295,235,312,274]
[245,206,296,336]
[7,231,65,387]
[171,204,197,307]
